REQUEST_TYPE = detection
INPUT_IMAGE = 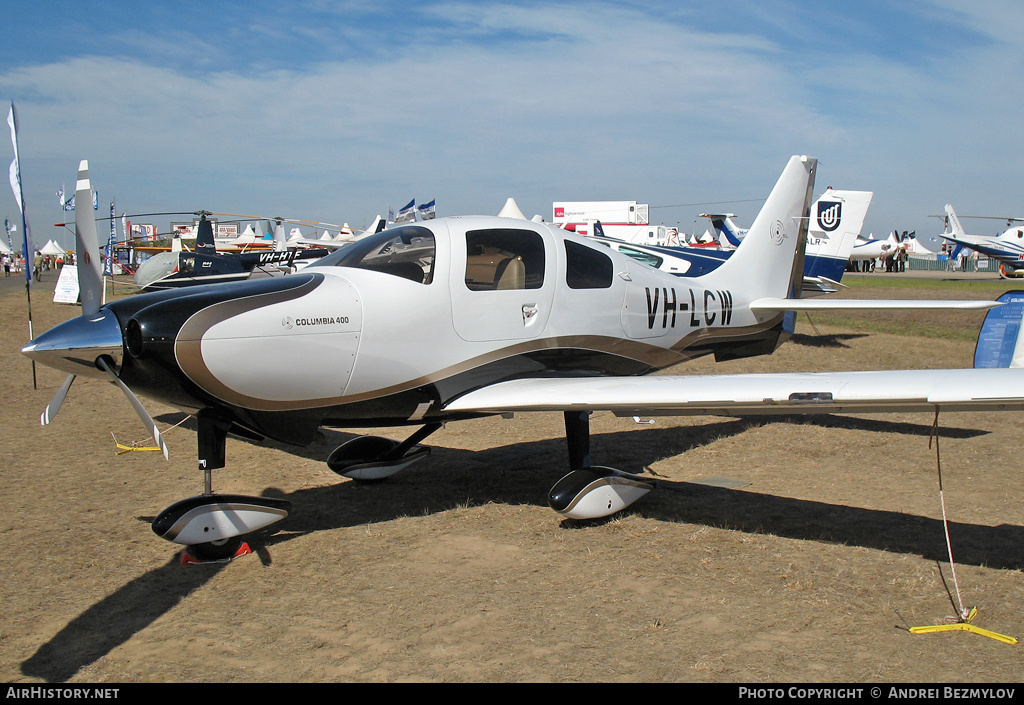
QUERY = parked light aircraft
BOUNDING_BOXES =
[133,214,331,291]
[22,157,1024,561]
[940,204,1024,278]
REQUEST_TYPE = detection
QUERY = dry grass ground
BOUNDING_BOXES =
[0,272,1021,683]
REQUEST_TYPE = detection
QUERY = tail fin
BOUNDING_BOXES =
[975,291,1024,368]
[271,219,286,251]
[700,213,745,247]
[804,189,873,282]
[195,214,216,254]
[713,155,817,300]
[944,204,967,237]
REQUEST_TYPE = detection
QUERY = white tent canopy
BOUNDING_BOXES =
[40,240,65,256]
[0,239,11,255]
[498,197,528,220]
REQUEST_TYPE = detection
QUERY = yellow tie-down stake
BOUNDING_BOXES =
[112,434,163,455]
[910,608,1018,645]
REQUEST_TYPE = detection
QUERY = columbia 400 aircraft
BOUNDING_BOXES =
[22,157,1024,561]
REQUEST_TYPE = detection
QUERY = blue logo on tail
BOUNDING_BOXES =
[817,201,842,232]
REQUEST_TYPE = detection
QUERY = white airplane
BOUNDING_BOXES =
[941,204,1024,277]
[850,231,898,263]
[699,212,748,247]
[294,215,388,250]
[22,157,1024,562]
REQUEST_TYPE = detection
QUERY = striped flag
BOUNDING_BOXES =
[396,199,416,222]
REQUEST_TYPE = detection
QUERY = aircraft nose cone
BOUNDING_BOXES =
[22,309,124,379]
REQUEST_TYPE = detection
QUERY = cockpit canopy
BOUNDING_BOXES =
[312,226,435,284]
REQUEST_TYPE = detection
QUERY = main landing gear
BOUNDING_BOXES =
[326,423,441,480]
[151,410,654,561]
[151,410,292,562]
[325,414,655,520]
[547,411,655,520]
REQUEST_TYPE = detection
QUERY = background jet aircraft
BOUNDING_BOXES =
[22,158,1024,563]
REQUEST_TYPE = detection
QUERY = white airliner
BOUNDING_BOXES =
[22,157,1024,561]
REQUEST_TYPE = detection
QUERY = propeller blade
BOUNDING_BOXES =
[40,374,76,425]
[96,357,169,460]
[74,160,104,317]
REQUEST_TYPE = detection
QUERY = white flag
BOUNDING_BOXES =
[8,105,23,213]
[8,102,33,284]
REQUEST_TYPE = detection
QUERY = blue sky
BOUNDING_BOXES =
[3,1,1023,250]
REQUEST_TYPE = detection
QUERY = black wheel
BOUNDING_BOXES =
[187,536,243,561]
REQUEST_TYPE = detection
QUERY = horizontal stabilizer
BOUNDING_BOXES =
[750,297,1001,312]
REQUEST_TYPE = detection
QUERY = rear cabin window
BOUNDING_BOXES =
[464,229,545,291]
[565,240,613,289]
[617,245,663,269]
[312,226,435,284]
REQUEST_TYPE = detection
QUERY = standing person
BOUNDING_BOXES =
[3,254,9,277]
[33,251,42,281]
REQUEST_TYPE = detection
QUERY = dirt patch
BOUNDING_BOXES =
[1,274,1021,683]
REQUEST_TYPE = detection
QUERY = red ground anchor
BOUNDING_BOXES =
[179,542,253,566]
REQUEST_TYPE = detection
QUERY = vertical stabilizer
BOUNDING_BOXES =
[945,204,966,237]
[700,213,745,247]
[272,220,286,251]
[195,215,216,254]
[716,156,817,301]
[804,189,873,282]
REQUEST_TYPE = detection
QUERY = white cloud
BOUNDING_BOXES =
[3,1,1024,240]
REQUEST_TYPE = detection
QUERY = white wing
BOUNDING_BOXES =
[444,368,1024,417]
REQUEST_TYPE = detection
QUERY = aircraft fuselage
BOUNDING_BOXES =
[93,217,790,444]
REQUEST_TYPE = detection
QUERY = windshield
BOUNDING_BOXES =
[311,226,435,284]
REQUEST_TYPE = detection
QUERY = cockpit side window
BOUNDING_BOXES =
[617,245,663,269]
[565,239,613,289]
[464,228,545,291]
[311,226,435,284]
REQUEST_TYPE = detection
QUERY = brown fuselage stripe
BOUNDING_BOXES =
[174,276,784,412]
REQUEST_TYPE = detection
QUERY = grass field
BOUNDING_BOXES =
[808,275,1015,341]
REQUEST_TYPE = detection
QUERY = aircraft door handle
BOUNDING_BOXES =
[522,304,539,325]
